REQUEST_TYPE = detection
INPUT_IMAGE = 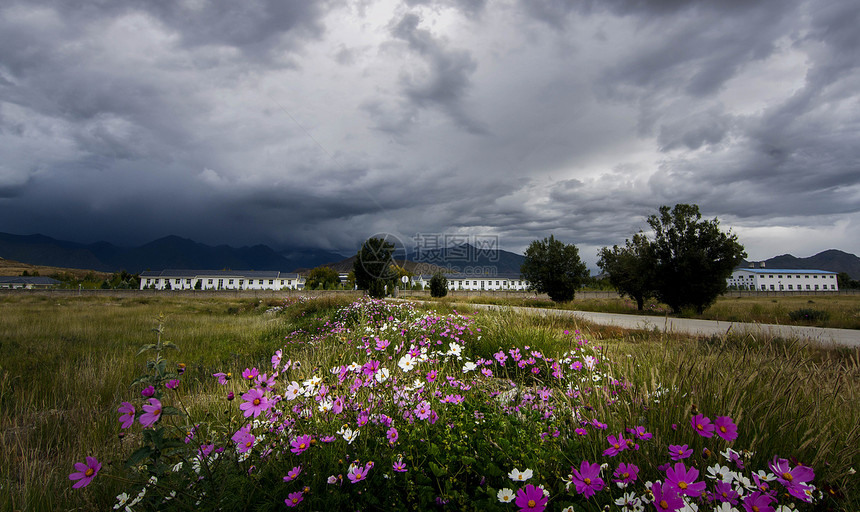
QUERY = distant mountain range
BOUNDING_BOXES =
[0,232,346,274]
[746,249,860,280]
[1,231,858,279]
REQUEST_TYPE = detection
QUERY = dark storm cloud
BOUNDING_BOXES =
[0,0,858,264]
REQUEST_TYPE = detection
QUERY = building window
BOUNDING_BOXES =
[208,279,213,284]
[788,285,793,290]
[228,279,234,285]
[761,285,766,290]
[770,285,775,290]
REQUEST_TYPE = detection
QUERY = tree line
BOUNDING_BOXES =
[350,204,747,314]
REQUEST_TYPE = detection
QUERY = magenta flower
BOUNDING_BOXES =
[393,460,407,472]
[239,388,271,418]
[213,372,229,385]
[668,444,693,460]
[626,425,653,440]
[234,432,256,453]
[283,465,302,482]
[603,433,627,457]
[515,484,547,511]
[414,401,432,420]
[612,462,639,486]
[347,461,373,483]
[117,402,135,429]
[652,481,685,511]
[574,427,588,436]
[141,385,155,397]
[386,427,399,445]
[742,491,776,512]
[691,414,715,438]
[714,416,738,441]
[291,434,313,454]
[255,373,275,391]
[139,398,162,427]
[571,460,604,498]
[712,481,739,505]
[69,456,101,489]
[285,491,304,507]
[166,379,179,390]
[242,367,259,381]
[665,462,707,497]
[768,456,815,501]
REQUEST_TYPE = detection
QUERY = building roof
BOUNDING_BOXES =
[733,268,836,275]
[139,270,300,279]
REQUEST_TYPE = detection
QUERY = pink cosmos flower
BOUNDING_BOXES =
[612,462,639,486]
[166,379,179,389]
[285,381,302,400]
[141,385,155,397]
[387,427,399,445]
[768,456,815,502]
[691,414,716,438]
[574,428,588,436]
[515,484,547,512]
[652,481,685,511]
[242,367,259,381]
[714,416,738,441]
[285,491,304,507]
[414,401,432,420]
[571,460,604,498]
[712,481,739,505]
[393,460,407,472]
[239,388,271,418]
[669,444,693,461]
[117,402,135,429]
[283,466,302,482]
[626,425,653,440]
[291,434,313,454]
[271,349,282,369]
[69,456,101,489]
[742,491,775,512]
[234,432,256,454]
[665,462,707,497]
[347,461,373,483]
[603,433,627,457]
[213,372,229,385]
[139,398,162,428]
[255,373,275,391]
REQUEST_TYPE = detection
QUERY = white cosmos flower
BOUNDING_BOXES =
[375,367,390,383]
[462,362,477,373]
[508,467,533,482]
[497,488,515,503]
[398,354,416,372]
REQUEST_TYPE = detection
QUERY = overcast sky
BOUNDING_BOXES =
[2,0,858,268]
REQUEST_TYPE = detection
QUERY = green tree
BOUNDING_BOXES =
[648,204,746,313]
[597,232,656,310]
[429,272,448,298]
[837,272,860,289]
[354,237,397,298]
[306,266,342,290]
[520,235,589,303]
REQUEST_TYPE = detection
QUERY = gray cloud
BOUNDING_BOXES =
[0,0,858,267]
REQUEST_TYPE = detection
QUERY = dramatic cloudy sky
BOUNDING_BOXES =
[2,0,859,267]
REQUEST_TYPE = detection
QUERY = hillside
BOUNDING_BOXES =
[0,256,111,280]
[759,249,860,280]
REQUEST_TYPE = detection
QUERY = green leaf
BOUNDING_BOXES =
[162,341,180,351]
[429,462,447,477]
[136,344,157,356]
[129,375,152,387]
[125,446,154,467]
[161,405,185,417]
[460,456,476,465]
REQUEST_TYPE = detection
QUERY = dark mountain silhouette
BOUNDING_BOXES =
[757,249,860,280]
[0,232,345,273]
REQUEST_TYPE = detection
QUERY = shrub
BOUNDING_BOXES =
[788,308,830,322]
[429,272,448,298]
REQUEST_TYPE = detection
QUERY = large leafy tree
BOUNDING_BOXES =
[520,235,589,303]
[354,237,398,298]
[597,232,656,310]
[648,204,746,313]
[305,266,341,290]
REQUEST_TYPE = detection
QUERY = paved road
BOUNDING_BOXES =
[449,303,860,349]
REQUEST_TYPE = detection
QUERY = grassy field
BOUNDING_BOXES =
[431,293,860,330]
[1,293,858,511]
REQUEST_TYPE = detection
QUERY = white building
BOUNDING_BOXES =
[726,268,839,292]
[410,272,531,291]
[139,270,304,291]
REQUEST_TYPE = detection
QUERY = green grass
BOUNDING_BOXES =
[1,294,858,510]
